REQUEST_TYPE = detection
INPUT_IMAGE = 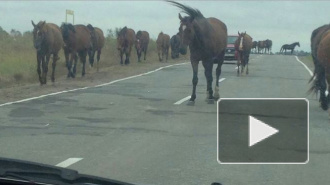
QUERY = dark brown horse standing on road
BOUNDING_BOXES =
[32,21,63,85]
[135,30,150,62]
[168,1,227,104]
[61,23,92,78]
[87,24,105,71]
[117,27,136,65]
[265,39,272,54]
[310,24,330,112]
[280,42,300,54]
[258,40,266,54]
[170,33,181,59]
[156,32,170,62]
[235,32,252,76]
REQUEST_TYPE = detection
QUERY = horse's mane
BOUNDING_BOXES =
[136,31,142,38]
[87,24,95,31]
[117,26,127,37]
[167,1,204,19]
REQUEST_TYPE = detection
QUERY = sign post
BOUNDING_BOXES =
[65,9,74,24]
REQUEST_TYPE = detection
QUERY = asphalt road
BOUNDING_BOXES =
[0,54,329,185]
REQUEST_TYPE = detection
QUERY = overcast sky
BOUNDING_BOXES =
[1,1,329,52]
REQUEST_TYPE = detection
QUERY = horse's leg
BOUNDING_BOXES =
[136,49,140,62]
[88,49,93,67]
[120,50,123,65]
[96,49,101,72]
[64,48,71,78]
[188,60,199,103]
[41,54,50,84]
[80,51,87,77]
[36,52,42,84]
[318,67,328,110]
[51,52,59,83]
[72,53,78,78]
[144,46,148,61]
[237,52,240,76]
[246,52,250,75]
[214,51,225,100]
[158,49,162,62]
[202,60,214,102]
[240,53,244,74]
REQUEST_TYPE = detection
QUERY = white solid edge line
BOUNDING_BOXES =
[174,78,226,105]
[219,78,226,83]
[174,96,191,105]
[0,62,188,107]
[55,158,83,168]
[295,56,313,77]
[295,56,328,95]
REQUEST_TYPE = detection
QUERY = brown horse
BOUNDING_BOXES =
[252,41,258,53]
[310,24,330,111]
[265,39,272,54]
[87,24,105,71]
[61,23,92,78]
[258,40,266,53]
[235,32,252,76]
[135,30,150,62]
[168,1,227,104]
[117,26,135,65]
[32,21,63,85]
[156,32,170,62]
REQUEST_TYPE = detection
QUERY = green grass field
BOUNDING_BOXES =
[0,33,184,88]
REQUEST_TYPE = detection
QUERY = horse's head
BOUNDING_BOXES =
[178,13,196,55]
[236,31,246,51]
[60,23,75,45]
[32,20,47,51]
[87,24,97,46]
[135,31,142,53]
[116,26,127,51]
[297,42,300,47]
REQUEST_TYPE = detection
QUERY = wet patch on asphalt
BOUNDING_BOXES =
[9,107,44,118]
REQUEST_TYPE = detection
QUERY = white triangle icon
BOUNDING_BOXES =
[249,116,279,147]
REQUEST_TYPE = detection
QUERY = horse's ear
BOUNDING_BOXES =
[244,31,246,34]
[179,13,183,21]
[238,31,240,35]
[31,20,36,28]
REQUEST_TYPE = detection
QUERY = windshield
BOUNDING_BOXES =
[0,1,328,185]
[227,36,238,44]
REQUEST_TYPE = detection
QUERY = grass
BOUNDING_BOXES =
[0,34,188,88]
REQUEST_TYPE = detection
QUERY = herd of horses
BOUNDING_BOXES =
[251,40,273,54]
[31,20,182,84]
[31,1,330,115]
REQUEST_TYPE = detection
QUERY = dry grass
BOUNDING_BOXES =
[0,34,189,88]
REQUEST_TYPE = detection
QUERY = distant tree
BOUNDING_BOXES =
[23,30,33,37]
[10,29,22,37]
[0,26,9,38]
[115,27,122,37]
[107,29,115,38]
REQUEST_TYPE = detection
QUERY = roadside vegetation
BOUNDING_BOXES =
[0,26,187,88]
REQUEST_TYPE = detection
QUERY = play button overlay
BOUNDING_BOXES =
[217,98,309,164]
[249,116,279,147]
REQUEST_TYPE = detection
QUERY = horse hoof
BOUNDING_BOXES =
[187,101,195,106]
